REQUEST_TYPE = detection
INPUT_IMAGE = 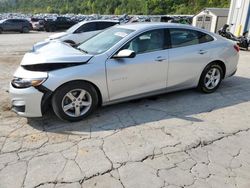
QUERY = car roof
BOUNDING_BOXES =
[78,19,119,26]
[116,22,216,37]
[117,22,201,31]
[7,18,28,21]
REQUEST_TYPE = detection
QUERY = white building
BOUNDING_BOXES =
[192,8,229,33]
[227,0,250,36]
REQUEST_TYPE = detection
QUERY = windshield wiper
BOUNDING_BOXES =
[76,47,88,54]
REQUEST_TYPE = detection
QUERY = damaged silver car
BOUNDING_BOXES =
[10,23,239,121]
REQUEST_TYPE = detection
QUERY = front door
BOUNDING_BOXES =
[106,29,169,101]
[4,20,16,31]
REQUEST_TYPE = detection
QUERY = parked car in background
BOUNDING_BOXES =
[47,20,120,45]
[10,23,239,121]
[44,16,77,32]
[31,18,45,31]
[0,19,31,33]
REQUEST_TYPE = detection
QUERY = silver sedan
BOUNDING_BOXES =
[10,23,239,121]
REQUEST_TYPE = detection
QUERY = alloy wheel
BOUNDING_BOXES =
[61,89,92,117]
[204,68,221,90]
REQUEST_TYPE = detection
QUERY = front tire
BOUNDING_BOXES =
[52,81,98,122]
[198,63,223,93]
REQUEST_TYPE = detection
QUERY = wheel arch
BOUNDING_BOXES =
[52,79,103,106]
[22,26,29,32]
[206,60,226,79]
[197,60,226,93]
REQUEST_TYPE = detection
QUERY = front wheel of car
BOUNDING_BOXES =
[52,81,99,122]
[0,28,2,34]
[198,63,223,93]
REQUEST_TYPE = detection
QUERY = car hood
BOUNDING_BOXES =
[49,32,68,39]
[21,41,93,66]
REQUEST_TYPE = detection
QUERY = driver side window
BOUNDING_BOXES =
[4,20,12,24]
[122,29,166,54]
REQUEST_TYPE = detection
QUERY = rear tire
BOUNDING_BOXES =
[22,27,29,33]
[49,25,56,32]
[0,28,2,34]
[198,63,223,93]
[52,81,99,122]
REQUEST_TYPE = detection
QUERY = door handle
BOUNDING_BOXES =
[155,56,166,62]
[199,50,208,55]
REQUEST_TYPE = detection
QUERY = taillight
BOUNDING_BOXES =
[234,45,240,52]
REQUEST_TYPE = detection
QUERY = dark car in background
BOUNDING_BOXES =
[44,16,77,32]
[31,18,45,31]
[0,19,31,33]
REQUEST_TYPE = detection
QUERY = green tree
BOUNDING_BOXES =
[0,0,230,15]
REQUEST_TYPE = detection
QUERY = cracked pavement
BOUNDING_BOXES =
[1,33,250,188]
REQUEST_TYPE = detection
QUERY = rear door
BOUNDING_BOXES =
[15,20,25,30]
[167,28,214,89]
[106,29,169,101]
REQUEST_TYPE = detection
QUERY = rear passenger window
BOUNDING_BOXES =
[77,22,96,33]
[198,32,214,43]
[85,22,97,32]
[13,19,25,23]
[170,29,214,48]
[170,29,199,48]
[97,22,117,30]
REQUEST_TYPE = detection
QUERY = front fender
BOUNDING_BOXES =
[43,62,109,103]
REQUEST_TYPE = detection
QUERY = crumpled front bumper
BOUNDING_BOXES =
[9,83,44,117]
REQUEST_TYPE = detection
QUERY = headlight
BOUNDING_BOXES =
[11,77,47,89]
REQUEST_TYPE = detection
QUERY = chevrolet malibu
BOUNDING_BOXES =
[10,23,239,121]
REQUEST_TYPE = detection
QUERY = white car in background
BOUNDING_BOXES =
[46,20,119,45]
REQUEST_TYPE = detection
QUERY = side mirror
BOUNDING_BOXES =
[113,49,136,59]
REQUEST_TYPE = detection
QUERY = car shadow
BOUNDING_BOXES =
[28,76,250,135]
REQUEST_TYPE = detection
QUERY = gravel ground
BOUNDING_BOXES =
[0,32,250,188]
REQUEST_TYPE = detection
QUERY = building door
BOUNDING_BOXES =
[196,15,212,31]
[196,16,204,28]
[203,16,212,31]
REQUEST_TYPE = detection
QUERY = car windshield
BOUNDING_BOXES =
[67,22,82,33]
[0,19,6,23]
[77,27,134,55]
